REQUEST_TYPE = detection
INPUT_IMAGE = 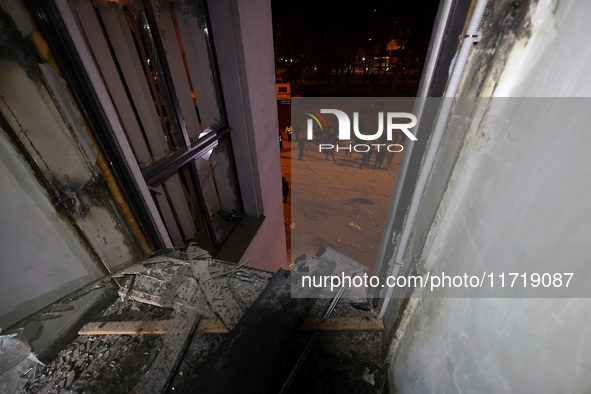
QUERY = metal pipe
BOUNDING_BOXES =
[419,0,455,99]
[378,0,489,319]
[278,281,349,394]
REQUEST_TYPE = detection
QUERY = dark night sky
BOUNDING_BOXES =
[271,0,441,95]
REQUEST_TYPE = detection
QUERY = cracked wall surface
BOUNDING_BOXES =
[389,0,591,392]
[0,2,144,330]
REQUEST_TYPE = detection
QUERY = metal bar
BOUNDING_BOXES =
[152,2,202,141]
[141,129,224,186]
[143,0,190,149]
[198,0,229,125]
[152,184,184,246]
[95,3,169,159]
[371,0,472,292]
[75,1,153,163]
[426,0,472,97]
[173,2,221,130]
[278,280,350,394]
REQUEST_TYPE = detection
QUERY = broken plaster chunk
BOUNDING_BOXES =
[362,367,375,385]
[65,370,75,387]
[190,258,212,282]
[117,263,197,309]
[348,222,362,231]
[189,260,243,330]
[186,243,211,261]
[172,277,198,307]
[141,255,188,266]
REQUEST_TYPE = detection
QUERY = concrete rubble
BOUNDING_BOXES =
[1,245,383,393]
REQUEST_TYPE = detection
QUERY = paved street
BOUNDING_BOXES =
[278,114,403,274]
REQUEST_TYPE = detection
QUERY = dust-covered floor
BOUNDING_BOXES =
[286,299,384,394]
[19,249,384,394]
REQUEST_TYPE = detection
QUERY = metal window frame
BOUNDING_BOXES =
[137,0,243,251]
[24,0,167,252]
[30,0,244,254]
[373,0,472,292]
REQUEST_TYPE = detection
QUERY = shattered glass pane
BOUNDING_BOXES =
[169,0,225,138]
[0,330,42,393]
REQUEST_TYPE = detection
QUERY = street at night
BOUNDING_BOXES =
[278,104,407,274]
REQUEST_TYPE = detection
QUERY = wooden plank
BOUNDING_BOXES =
[299,317,383,332]
[196,318,229,334]
[79,317,382,336]
[79,320,169,335]
[79,319,228,335]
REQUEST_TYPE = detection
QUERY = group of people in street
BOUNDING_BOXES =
[278,121,403,170]
[278,124,306,160]
[358,144,396,170]
[279,120,403,205]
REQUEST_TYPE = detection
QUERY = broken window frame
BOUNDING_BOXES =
[23,0,167,252]
[26,0,245,254]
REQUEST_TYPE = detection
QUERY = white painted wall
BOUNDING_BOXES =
[0,2,145,329]
[0,58,140,270]
[208,0,287,271]
[0,131,103,329]
[390,0,591,392]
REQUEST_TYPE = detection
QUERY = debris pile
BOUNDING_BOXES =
[10,245,383,393]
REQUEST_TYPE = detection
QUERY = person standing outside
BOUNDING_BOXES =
[387,130,402,169]
[298,140,305,160]
[282,177,289,203]
[324,127,337,161]
[386,150,395,170]
[339,125,352,158]
[374,136,387,168]
[344,136,353,157]
[360,145,374,169]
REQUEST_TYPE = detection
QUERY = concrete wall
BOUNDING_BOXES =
[0,2,143,329]
[389,0,591,392]
[0,129,103,329]
[0,60,142,270]
[208,0,287,271]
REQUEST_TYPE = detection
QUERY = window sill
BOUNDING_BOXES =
[213,215,265,263]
